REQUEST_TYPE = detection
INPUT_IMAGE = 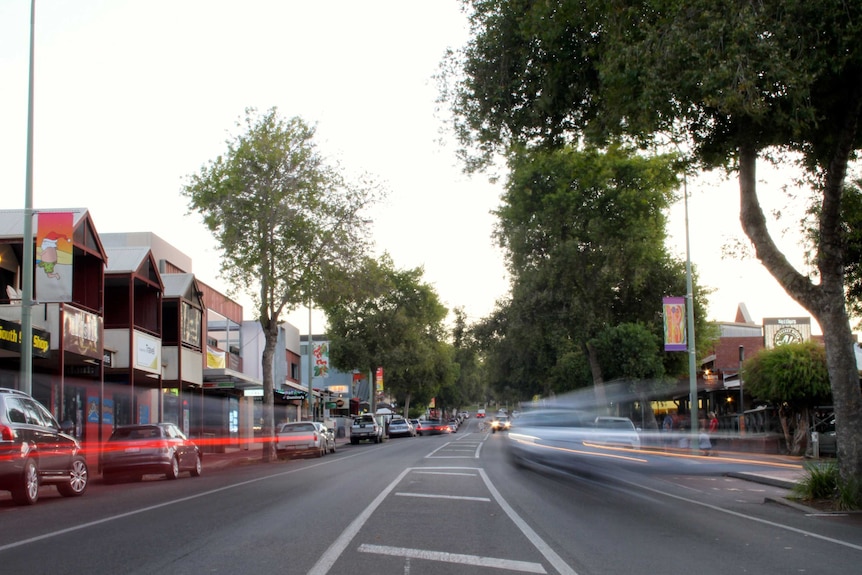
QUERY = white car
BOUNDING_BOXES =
[387,418,415,438]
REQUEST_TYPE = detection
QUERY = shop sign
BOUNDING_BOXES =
[63,305,102,360]
[0,318,50,358]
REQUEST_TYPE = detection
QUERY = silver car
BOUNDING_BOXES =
[388,418,415,438]
[314,422,337,453]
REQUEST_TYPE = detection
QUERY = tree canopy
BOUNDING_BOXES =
[182,108,382,461]
[443,0,862,482]
[472,144,712,404]
[322,255,457,416]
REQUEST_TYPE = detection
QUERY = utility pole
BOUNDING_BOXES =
[21,0,37,395]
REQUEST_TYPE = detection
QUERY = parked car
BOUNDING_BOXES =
[447,419,459,433]
[0,387,89,505]
[416,419,451,436]
[100,422,202,483]
[490,415,511,433]
[388,418,415,438]
[351,414,384,444]
[409,418,421,433]
[275,421,328,458]
[315,422,337,454]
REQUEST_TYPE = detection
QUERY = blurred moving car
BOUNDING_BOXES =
[507,409,641,470]
[592,416,641,449]
[388,418,415,438]
[416,419,450,436]
[490,415,511,433]
[100,422,202,483]
[0,387,89,505]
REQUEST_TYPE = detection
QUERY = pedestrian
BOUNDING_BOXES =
[708,412,719,434]
[707,411,719,452]
[699,431,713,456]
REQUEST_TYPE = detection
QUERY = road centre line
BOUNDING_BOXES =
[358,543,547,574]
[395,492,491,502]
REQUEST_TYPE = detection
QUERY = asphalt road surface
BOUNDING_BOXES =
[1,418,860,575]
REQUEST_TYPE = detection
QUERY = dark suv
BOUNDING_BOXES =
[0,387,89,505]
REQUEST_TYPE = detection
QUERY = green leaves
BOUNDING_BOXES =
[742,341,831,406]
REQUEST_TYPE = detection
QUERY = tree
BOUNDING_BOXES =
[442,0,862,483]
[742,342,832,455]
[488,144,711,405]
[323,255,457,417]
[182,108,381,461]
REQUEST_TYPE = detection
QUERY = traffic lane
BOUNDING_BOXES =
[481,432,862,575]
[313,465,570,574]
[0,437,432,574]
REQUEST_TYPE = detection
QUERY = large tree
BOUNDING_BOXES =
[443,0,862,482]
[182,108,382,461]
[485,144,711,405]
[323,256,457,417]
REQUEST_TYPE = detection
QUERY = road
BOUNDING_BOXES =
[1,417,860,574]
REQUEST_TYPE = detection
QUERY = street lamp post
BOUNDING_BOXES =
[21,0,37,395]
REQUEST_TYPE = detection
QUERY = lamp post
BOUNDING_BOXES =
[682,166,698,449]
[738,345,745,434]
[21,0,36,395]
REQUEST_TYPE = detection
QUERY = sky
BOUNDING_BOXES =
[0,0,824,335]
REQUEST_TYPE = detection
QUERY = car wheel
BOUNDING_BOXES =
[190,454,202,477]
[166,456,180,480]
[330,443,336,454]
[57,456,88,497]
[350,438,358,445]
[316,445,324,458]
[11,459,39,505]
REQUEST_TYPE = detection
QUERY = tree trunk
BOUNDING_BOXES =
[585,342,608,412]
[738,146,862,483]
[260,328,278,463]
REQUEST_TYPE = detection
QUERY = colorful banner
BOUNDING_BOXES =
[663,296,687,351]
[35,211,74,302]
[376,366,384,393]
[313,342,330,378]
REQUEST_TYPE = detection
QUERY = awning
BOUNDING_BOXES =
[202,367,262,391]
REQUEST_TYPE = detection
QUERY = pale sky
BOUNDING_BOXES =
[0,0,824,335]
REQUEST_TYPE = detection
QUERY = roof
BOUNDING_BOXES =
[104,246,151,273]
[161,273,197,299]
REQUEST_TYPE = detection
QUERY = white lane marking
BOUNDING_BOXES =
[622,477,862,552]
[308,467,411,575]
[358,543,547,574]
[0,449,368,553]
[413,471,478,477]
[310,466,578,575]
[395,492,491,502]
[477,468,579,575]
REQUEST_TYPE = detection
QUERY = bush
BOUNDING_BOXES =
[792,461,862,510]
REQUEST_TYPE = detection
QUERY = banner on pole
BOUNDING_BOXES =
[663,296,687,351]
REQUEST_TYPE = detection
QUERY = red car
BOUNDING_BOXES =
[416,419,451,436]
